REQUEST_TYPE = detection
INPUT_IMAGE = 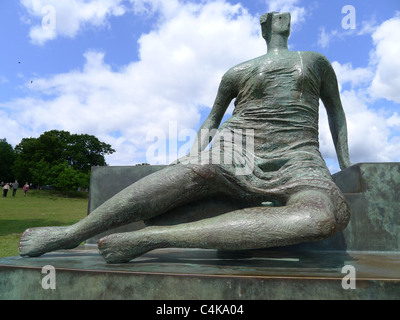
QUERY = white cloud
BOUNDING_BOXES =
[314,13,400,172]
[331,61,374,91]
[28,26,57,45]
[319,87,400,173]
[266,0,307,27]
[317,16,379,49]
[317,14,400,100]
[387,113,400,128]
[8,1,400,171]
[369,15,400,103]
[317,27,339,49]
[3,1,265,165]
[20,0,126,45]
[357,17,378,35]
[129,0,181,17]
[318,15,400,171]
[339,91,397,163]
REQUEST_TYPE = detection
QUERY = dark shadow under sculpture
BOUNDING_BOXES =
[19,12,352,263]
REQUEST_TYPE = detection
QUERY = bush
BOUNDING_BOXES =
[30,161,90,192]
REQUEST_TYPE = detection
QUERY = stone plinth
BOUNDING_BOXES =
[1,162,400,300]
[1,246,399,300]
[85,165,165,244]
[332,162,400,251]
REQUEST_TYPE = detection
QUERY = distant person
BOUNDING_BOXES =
[3,183,10,197]
[12,180,19,197]
[23,182,30,196]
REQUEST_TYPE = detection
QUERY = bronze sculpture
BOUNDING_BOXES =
[19,12,352,263]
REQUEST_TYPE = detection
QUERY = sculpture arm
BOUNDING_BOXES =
[320,62,353,170]
[189,72,236,154]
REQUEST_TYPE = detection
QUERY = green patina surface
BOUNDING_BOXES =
[1,246,400,299]
[18,12,353,263]
[333,163,400,251]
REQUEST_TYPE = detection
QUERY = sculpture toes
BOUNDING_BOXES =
[98,235,133,263]
[19,226,77,257]
[98,233,153,264]
[19,228,46,257]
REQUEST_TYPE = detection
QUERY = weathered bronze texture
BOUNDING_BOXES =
[19,12,352,263]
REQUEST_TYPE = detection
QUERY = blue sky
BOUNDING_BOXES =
[0,0,399,172]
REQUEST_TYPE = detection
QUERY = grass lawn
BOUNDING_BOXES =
[0,189,88,258]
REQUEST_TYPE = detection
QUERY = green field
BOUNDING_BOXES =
[0,189,88,258]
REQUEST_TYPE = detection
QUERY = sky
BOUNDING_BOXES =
[0,0,399,173]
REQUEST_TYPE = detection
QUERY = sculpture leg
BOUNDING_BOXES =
[19,164,235,257]
[98,189,339,263]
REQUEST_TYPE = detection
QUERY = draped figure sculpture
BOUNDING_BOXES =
[19,12,352,263]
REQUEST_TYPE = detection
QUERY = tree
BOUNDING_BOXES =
[0,138,16,182]
[65,133,115,172]
[51,162,90,191]
[30,159,52,187]
[13,130,115,190]
[13,137,40,183]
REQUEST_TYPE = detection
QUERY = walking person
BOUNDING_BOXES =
[23,182,29,196]
[12,180,19,197]
[3,183,10,197]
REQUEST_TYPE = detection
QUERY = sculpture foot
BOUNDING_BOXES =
[98,233,155,263]
[19,226,80,257]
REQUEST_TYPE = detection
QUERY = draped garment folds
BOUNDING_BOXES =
[181,51,349,230]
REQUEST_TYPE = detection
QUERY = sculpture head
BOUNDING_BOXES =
[260,12,291,44]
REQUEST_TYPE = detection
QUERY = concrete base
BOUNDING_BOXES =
[1,246,399,300]
[1,162,400,300]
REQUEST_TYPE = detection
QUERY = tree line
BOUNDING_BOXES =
[0,130,115,191]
